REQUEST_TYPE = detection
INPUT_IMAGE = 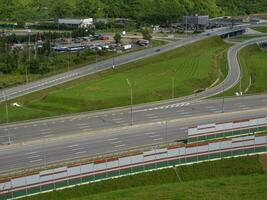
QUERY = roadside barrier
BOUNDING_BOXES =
[0,133,266,200]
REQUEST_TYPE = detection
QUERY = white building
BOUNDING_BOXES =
[57,18,93,28]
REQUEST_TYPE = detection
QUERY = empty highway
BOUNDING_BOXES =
[0,94,267,174]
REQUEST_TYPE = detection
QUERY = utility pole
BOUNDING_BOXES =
[185,15,188,38]
[112,50,115,69]
[172,78,175,99]
[26,29,31,83]
[2,91,11,145]
[126,79,136,126]
[68,51,70,72]
[222,78,225,113]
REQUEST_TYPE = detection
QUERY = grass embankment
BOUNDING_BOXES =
[0,40,166,89]
[223,43,267,96]
[252,26,267,33]
[22,155,267,200]
[0,37,230,123]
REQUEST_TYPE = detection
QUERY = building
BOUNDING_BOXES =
[182,15,209,29]
[56,18,93,28]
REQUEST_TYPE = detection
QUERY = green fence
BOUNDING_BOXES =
[1,145,266,200]
[187,126,267,143]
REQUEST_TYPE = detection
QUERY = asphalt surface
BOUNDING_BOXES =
[0,94,267,173]
[0,26,248,102]
[1,94,267,145]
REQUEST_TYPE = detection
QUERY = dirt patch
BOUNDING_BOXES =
[259,154,267,172]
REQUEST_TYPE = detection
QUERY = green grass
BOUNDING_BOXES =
[0,37,230,123]
[21,155,267,200]
[222,43,267,97]
[75,175,267,200]
[252,26,267,33]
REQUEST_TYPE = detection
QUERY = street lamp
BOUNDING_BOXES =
[222,81,225,113]
[172,77,175,99]
[26,29,31,83]
[2,91,11,145]
[126,79,136,126]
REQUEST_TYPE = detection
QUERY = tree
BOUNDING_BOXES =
[114,33,122,44]
[141,28,152,41]
[50,1,73,18]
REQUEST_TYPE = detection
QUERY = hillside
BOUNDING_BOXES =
[0,0,266,22]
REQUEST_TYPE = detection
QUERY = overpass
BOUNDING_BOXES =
[216,26,247,38]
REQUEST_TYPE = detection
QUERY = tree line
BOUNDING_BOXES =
[0,0,266,23]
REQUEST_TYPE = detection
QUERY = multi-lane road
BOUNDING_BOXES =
[0,26,266,175]
[0,94,267,173]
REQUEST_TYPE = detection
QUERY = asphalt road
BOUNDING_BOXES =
[0,94,267,174]
[0,26,248,102]
[0,101,266,174]
[1,94,267,145]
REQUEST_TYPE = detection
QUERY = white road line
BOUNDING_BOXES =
[70,118,77,121]
[114,144,125,148]
[68,144,80,148]
[148,116,158,119]
[115,120,125,123]
[209,108,219,111]
[24,152,37,156]
[71,148,84,151]
[144,132,156,135]
[111,141,121,144]
[75,151,87,155]
[40,131,52,135]
[149,135,160,138]
[81,128,92,132]
[40,129,50,132]
[30,159,43,163]
[79,126,90,129]
[145,114,155,117]
[114,118,123,121]
[153,138,163,141]
[43,134,54,138]
[108,138,119,141]
[184,114,193,117]
[27,155,40,159]
[78,123,88,126]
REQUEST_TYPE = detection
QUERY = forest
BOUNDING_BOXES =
[0,0,266,23]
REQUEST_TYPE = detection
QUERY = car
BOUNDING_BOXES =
[156,49,161,52]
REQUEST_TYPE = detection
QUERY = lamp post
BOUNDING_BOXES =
[2,91,11,145]
[172,77,175,99]
[126,79,136,126]
[26,29,31,83]
[221,73,225,113]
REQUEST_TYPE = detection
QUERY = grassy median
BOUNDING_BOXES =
[0,37,230,123]
[223,43,267,97]
[21,155,267,200]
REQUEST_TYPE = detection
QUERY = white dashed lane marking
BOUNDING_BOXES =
[134,102,191,113]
